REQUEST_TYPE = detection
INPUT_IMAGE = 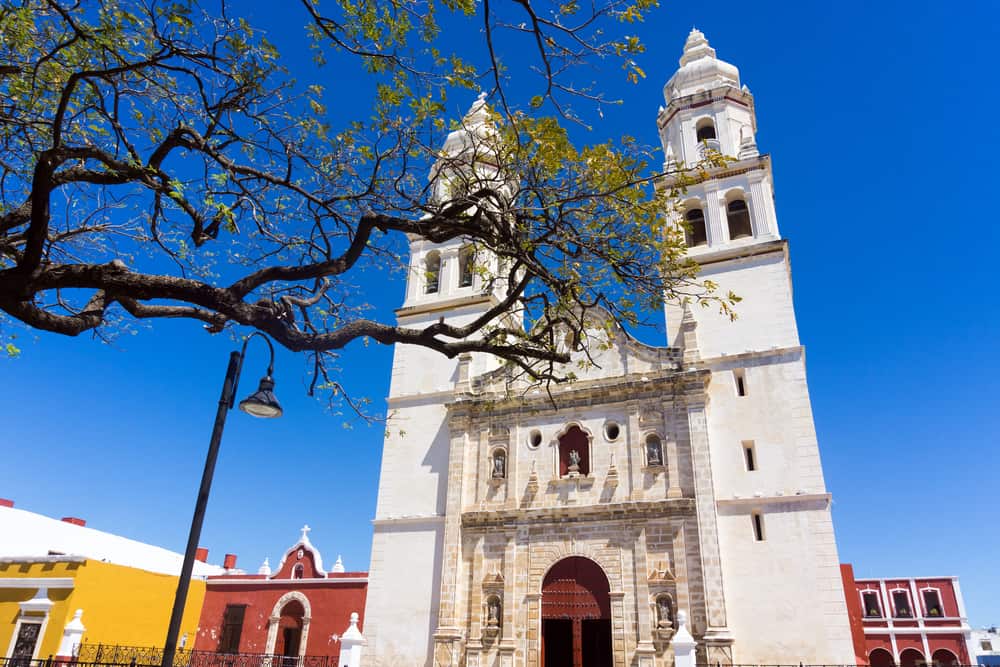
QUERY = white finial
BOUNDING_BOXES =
[350,612,359,625]
[680,27,715,67]
[258,557,272,576]
[333,555,345,573]
[300,524,311,541]
[477,90,487,102]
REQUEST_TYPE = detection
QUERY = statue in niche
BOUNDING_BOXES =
[492,451,506,479]
[646,437,663,466]
[568,449,581,474]
[487,598,501,626]
[657,596,673,628]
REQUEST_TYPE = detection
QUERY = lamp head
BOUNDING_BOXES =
[238,374,283,418]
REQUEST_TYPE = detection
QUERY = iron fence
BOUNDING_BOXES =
[69,645,338,667]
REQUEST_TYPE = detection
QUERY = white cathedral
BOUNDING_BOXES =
[361,29,856,667]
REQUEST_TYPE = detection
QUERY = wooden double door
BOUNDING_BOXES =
[541,557,613,667]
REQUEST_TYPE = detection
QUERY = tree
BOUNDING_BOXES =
[0,0,736,408]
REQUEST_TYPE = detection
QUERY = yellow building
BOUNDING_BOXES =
[1,503,224,661]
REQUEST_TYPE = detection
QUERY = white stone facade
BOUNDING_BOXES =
[363,29,855,667]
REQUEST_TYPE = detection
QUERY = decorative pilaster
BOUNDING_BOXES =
[679,303,700,365]
[633,528,657,665]
[662,403,683,499]
[703,186,726,245]
[433,414,472,665]
[684,395,733,660]
[626,401,642,499]
[747,172,775,238]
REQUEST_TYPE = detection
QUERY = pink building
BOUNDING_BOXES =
[842,564,976,666]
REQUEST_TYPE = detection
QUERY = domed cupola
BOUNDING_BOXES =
[663,29,741,102]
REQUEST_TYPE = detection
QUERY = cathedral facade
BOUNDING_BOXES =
[362,30,856,667]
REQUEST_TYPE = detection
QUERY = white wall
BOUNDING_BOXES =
[364,522,444,667]
[666,248,799,358]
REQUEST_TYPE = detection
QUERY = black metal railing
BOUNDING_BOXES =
[68,645,337,667]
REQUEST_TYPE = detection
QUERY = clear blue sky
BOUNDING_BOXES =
[3,0,999,628]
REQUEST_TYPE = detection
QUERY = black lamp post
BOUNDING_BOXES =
[161,333,282,667]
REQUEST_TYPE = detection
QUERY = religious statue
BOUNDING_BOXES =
[487,598,500,626]
[492,453,505,479]
[647,440,662,466]
[657,596,673,628]
[568,449,581,474]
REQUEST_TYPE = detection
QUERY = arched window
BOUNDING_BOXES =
[558,425,590,477]
[696,119,716,142]
[645,434,663,467]
[292,564,304,579]
[684,208,707,247]
[458,246,475,288]
[424,251,441,294]
[726,199,752,239]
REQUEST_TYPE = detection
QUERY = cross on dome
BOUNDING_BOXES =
[300,524,311,541]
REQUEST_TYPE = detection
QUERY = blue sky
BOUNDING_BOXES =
[3,0,999,628]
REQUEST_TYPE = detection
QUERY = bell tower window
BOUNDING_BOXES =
[696,119,717,142]
[726,198,752,239]
[424,251,441,294]
[458,245,474,287]
[684,208,707,247]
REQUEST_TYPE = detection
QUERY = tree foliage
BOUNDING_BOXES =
[0,0,736,408]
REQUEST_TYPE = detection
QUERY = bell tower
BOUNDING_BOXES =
[658,30,856,663]
[363,94,513,667]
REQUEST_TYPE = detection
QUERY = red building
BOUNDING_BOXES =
[194,527,367,666]
[841,564,975,667]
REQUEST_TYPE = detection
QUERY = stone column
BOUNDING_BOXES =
[439,246,460,297]
[702,186,726,245]
[300,616,312,660]
[609,591,628,667]
[747,171,775,238]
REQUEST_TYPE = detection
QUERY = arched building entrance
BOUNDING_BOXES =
[869,648,895,667]
[541,557,612,667]
[900,649,926,667]
[264,592,312,667]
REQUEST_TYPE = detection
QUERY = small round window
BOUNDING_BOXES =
[528,429,543,449]
[604,421,621,441]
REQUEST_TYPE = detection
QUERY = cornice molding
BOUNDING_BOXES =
[0,577,75,589]
[461,497,695,528]
[395,294,497,319]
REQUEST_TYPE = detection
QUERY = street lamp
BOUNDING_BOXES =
[161,332,283,667]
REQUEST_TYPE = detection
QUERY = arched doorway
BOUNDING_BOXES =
[931,649,959,667]
[870,648,895,667]
[275,600,305,667]
[541,556,612,667]
[900,648,926,667]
